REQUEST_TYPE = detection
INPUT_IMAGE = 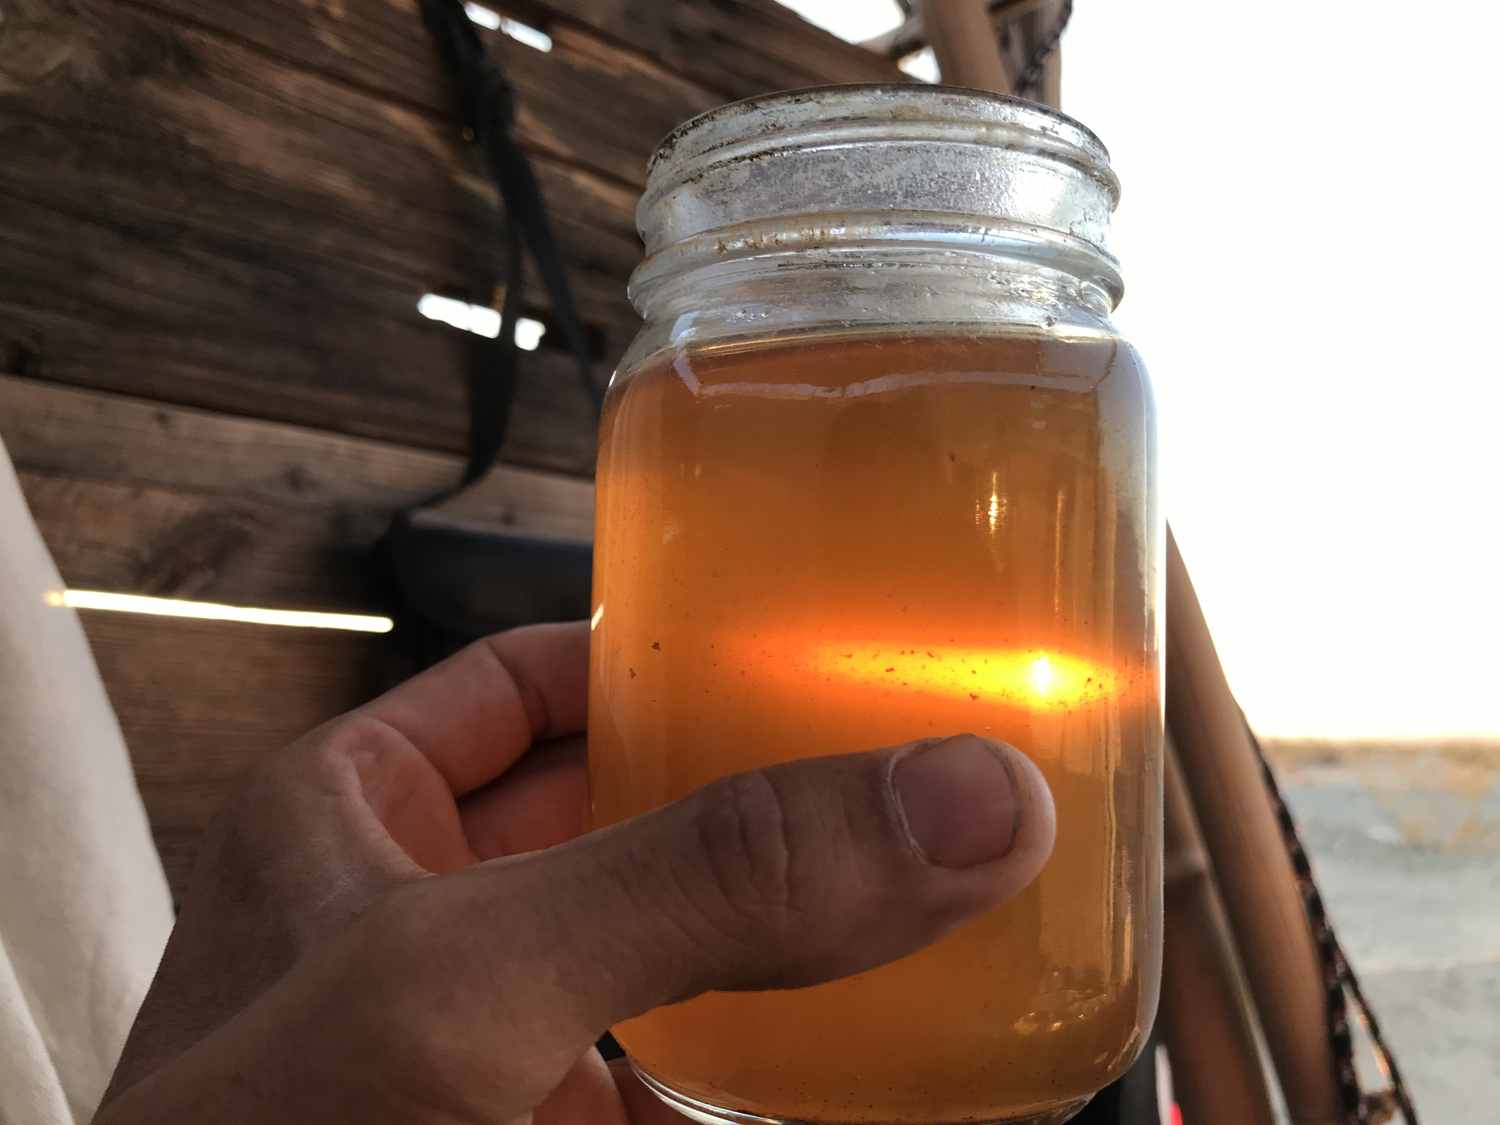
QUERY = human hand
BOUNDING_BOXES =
[97,621,1055,1123]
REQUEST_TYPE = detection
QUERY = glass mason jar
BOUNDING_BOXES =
[589,86,1162,1125]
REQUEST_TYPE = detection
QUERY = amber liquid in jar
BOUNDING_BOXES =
[590,329,1162,1124]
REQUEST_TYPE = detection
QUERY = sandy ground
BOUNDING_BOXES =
[1271,746,1500,1125]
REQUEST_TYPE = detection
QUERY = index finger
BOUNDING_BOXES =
[358,620,589,795]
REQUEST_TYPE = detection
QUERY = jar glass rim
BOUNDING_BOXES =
[647,83,1113,188]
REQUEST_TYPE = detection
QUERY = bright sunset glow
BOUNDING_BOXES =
[1063,2,1500,739]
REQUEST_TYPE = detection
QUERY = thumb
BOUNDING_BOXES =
[452,733,1055,1059]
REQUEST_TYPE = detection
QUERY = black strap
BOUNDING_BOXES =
[419,0,602,486]
[376,1,604,667]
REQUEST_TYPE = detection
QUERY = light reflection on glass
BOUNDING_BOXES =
[806,643,1120,712]
[983,470,1008,534]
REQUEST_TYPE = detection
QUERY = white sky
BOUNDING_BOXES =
[1063,2,1499,739]
[784,0,1499,740]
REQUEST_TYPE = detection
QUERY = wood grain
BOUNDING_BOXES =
[4,375,594,903]
[1,0,644,293]
[0,186,605,466]
[2,375,594,609]
[0,0,901,906]
[0,0,629,462]
[0,0,899,461]
[118,0,724,190]
[82,611,395,898]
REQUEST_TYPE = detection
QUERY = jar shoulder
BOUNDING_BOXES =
[611,322,1152,406]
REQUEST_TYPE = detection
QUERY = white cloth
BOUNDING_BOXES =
[0,436,173,1125]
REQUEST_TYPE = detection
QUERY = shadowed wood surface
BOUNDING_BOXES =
[3,374,593,609]
[1,0,625,462]
[118,0,728,190]
[83,612,396,898]
[0,0,896,898]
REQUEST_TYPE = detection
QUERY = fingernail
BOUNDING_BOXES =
[893,735,1022,867]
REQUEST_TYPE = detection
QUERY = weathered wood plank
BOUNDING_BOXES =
[82,611,395,898]
[1,0,633,462]
[0,0,896,463]
[6,375,593,892]
[121,0,723,190]
[2,375,595,609]
[0,0,900,909]
[108,0,904,195]
[0,376,461,506]
[0,186,604,467]
[17,470,388,609]
[1,0,643,308]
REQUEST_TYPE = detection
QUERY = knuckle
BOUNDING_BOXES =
[302,713,392,782]
[692,770,805,934]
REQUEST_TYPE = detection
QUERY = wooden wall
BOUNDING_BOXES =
[0,0,902,895]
